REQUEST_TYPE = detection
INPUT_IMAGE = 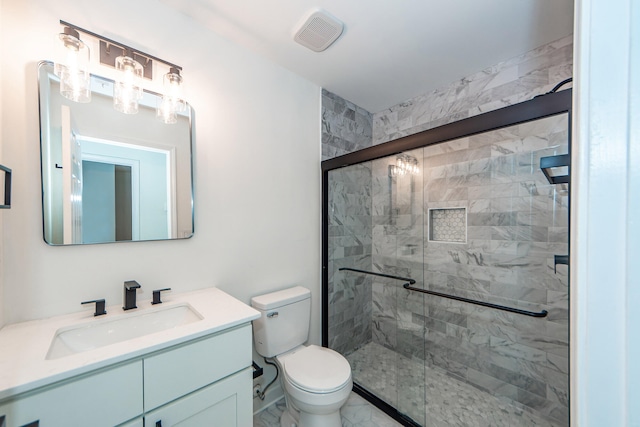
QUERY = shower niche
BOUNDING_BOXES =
[428,208,467,243]
[323,90,571,427]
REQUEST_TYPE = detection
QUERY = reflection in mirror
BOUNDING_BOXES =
[38,61,194,245]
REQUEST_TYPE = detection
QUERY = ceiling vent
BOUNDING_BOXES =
[293,10,344,52]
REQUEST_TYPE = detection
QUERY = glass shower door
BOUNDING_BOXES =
[326,151,428,426]
[418,114,570,426]
[371,149,426,425]
[324,91,571,427]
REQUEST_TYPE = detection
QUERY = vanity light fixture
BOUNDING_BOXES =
[54,21,186,122]
[389,154,420,177]
[54,26,91,103]
[157,67,186,124]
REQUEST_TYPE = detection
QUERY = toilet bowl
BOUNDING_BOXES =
[251,286,353,427]
[277,345,352,427]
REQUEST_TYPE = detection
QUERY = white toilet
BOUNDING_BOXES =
[251,286,352,427]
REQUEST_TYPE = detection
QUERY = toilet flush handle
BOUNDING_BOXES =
[267,311,279,318]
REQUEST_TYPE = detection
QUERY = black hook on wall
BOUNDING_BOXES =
[0,164,11,209]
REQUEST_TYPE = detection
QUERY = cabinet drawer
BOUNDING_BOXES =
[144,324,252,411]
[0,360,142,427]
[145,368,252,427]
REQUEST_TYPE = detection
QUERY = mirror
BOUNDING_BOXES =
[37,61,194,245]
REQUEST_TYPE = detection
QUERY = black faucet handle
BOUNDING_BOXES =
[125,280,141,290]
[152,288,172,305]
[81,299,107,316]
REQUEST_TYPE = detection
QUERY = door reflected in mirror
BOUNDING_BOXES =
[38,61,194,245]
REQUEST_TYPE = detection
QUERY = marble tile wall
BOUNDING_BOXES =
[327,164,373,355]
[322,89,373,161]
[372,35,573,146]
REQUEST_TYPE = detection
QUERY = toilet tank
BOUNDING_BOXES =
[251,286,311,358]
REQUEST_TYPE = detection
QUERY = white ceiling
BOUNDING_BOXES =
[160,0,574,113]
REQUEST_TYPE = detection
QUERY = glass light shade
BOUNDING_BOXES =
[54,28,91,103]
[113,54,143,114]
[157,68,185,124]
[394,155,419,176]
[157,98,178,124]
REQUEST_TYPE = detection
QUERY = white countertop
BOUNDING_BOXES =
[0,287,260,401]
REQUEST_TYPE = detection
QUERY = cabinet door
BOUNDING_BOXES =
[145,368,252,427]
[144,324,252,411]
[0,361,142,427]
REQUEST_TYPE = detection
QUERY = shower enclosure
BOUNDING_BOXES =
[322,90,571,427]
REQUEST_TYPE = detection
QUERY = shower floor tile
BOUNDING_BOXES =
[347,342,564,427]
[253,392,403,427]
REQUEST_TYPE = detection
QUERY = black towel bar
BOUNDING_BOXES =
[339,267,548,318]
[0,164,11,209]
[540,154,570,185]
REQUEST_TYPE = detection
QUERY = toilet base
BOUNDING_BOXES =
[279,406,342,427]
[280,409,297,427]
[299,410,341,427]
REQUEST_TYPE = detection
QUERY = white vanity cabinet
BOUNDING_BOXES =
[0,324,254,427]
[0,288,259,427]
[0,361,143,427]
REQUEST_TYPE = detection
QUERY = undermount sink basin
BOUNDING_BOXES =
[46,304,203,360]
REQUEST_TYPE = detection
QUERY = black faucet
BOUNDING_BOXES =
[123,280,141,310]
[81,299,107,316]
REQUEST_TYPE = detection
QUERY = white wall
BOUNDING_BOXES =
[0,0,4,329]
[0,0,321,356]
[572,0,639,425]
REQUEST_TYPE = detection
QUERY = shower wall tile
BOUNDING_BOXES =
[322,89,373,161]
[373,35,573,146]
[327,164,374,355]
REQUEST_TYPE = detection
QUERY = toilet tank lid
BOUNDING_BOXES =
[251,286,310,310]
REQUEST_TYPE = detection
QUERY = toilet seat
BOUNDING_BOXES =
[279,345,351,394]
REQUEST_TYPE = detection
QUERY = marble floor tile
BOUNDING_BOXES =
[253,392,403,427]
[347,342,565,427]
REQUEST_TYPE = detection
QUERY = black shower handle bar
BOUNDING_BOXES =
[339,267,416,286]
[339,267,548,318]
[401,284,548,318]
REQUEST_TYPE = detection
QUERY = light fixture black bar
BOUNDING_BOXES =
[59,20,182,70]
[339,267,548,318]
[99,40,153,80]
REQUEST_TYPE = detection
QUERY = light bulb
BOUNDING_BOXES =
[157,67,185,124]
[54,27,91,103]
[113,51,143,114]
